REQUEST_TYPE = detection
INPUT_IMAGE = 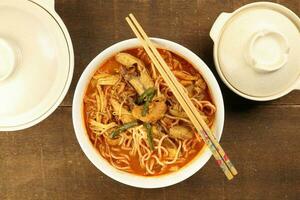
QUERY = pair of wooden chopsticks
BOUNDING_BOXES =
[126,14,237,180]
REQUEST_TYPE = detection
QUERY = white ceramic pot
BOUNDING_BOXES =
[0,0,74,131]
[210,2,300,101]
[72,38,224,188]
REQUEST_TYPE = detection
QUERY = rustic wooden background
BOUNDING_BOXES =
[1,0,299,199]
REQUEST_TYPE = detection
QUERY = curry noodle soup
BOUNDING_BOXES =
[83,48,216,176]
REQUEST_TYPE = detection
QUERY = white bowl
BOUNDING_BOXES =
[72,38,224,188]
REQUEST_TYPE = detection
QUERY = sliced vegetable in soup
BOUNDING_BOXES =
[83,48,216,176]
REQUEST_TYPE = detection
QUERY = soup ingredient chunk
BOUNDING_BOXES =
[169,125,193,139]
[132,100,167,123]
[110,120,139,139]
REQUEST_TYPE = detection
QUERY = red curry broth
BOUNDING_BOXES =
[84,48,214,176]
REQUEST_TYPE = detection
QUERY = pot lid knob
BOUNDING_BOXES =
[245,29,290,73]
[0,38,19,81]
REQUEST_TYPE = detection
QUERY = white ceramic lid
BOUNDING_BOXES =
[0,0,73,131]
[216,3,300,97]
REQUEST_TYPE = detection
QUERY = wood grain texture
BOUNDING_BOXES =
[0,0,300,199]
[1,106,299,199]
[55,0,300,106]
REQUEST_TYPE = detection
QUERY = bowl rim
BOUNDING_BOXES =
[72,38,224,188]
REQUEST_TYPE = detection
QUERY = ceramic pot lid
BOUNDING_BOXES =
[217,3,300,97]
[0,0,73,131]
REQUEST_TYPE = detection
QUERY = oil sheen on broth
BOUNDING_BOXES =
[83,48,216,176]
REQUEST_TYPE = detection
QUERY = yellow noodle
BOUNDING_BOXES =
[84,48,216,176]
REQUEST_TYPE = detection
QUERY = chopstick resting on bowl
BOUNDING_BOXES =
[125,13,237,180]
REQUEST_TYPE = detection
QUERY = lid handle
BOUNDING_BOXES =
[210,12,231,42]
[0,38,19,82]
[245,30,290,73]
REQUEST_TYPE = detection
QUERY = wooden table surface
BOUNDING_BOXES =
[1,0,300,199]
